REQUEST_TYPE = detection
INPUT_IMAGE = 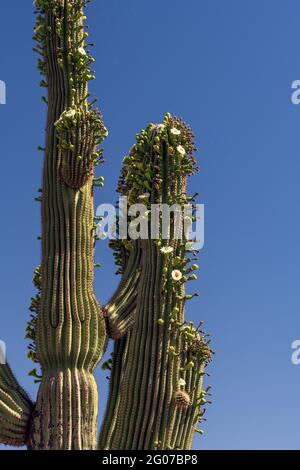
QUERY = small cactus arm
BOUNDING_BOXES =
[99,114,213,450]
[103,240,142,340]
[0,365,33,447]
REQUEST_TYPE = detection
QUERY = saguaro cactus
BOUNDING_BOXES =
[99,114,212,450]
[29,0,108,450]
[0,0,107,449]
[0,1,212,451]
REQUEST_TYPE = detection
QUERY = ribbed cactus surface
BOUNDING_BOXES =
[99,114,212,450]
[0,365,33,447]
[0,1,212,451]
[29,0,108,450]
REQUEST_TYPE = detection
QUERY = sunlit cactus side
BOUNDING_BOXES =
[99,113,212,450]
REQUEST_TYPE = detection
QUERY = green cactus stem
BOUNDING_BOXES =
[28,0,107,450]
[103,241,142,340]
[0,0,107,450]
[99,113,212,450]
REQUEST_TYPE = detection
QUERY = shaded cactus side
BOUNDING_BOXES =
[99,114,212,450]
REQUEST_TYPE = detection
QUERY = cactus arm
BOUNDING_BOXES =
[98,336,129,449]
[30,0,107,449]
[99,114,212,450]
[0,364,33,447]
[104,241,142,339]
[99,243,143,448]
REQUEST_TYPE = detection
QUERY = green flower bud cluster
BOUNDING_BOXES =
[33,0,108,191]
[25,267,41,366]
[110,113,198,278]
[109,238,134,275]
[33,1,94,107]
[181,323,213,366]
[117,113,197,206]
[54,106,107,189]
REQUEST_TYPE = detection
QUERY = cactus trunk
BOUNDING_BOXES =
[28,0,107,449]
[100,116,211,450]
[29,370,99,449]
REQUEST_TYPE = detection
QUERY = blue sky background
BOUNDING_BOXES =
[1,0,300,450]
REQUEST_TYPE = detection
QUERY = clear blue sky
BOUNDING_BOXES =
[0,0,300,450]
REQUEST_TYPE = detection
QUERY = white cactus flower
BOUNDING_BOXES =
[78,47,87,56]
[178,378,186,387]
[160,246,174,255]
[138,193,150,200]
[171,128,181,136]
[171,269,183,282]
[64,108,76,118]
[177,145,186,156]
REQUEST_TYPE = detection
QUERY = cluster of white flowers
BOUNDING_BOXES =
[171,127,181,136]
[54,108,77,127]
[64,108,76,118]
[160,246,174,255]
